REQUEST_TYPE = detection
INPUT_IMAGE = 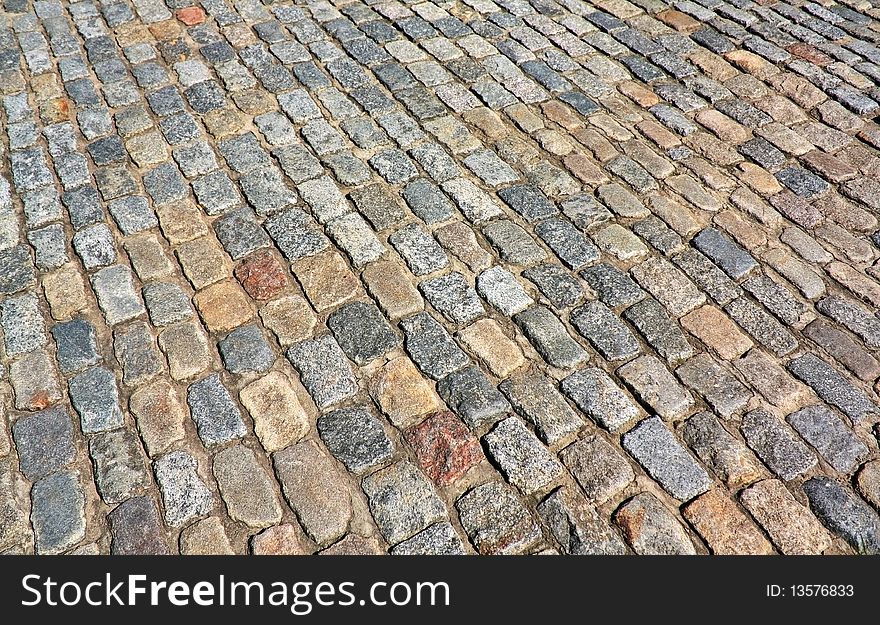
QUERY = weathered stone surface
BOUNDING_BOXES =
[676,353,752,417]
[12,405,75,480]
[287,335,359,409]
[561,368,639,432]
[251,524,310,555]
[239,371,308,453]
[618,356,694,421]
[370,356,442,428]
[318,406,393,474]
[259,295,316,346]
[741,410,817,481]
[615,493,696,555]
[788,354,878,422]
[213,445,282,528]
[572,301,640,362]
[400,312,469,380]
[803,477,880,555]
[456,482,542,555]
[292,251,361,312]
[484,417,564,494]
[788,406,868,474]
[622,417,711,501]
[681,412,766,489]
[187,374,246,446]
[274,440,352,547]
[154,450,214,527]
[391,522,467,555]
[362,460,446,545]
[561,434,635,504]
[32,472,85,554]
[404,411,484,486]
[328,301,399,365]
[89,429,148,504]
[419,272,485,325]
[457,319,525,378]
[538,487,627,555]
[129,380,186,457]
[741,479,832,555]
[500,372,584,444]
[680,305,752,360]
[683,489,774,555]
[108,496,170,555]
[515,306,588,369]
[7,0,880,555]
[179,517,234,555]
[68,366,124,433]
[437,365,510,429]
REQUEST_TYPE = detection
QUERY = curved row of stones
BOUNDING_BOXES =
[2,0,880,555]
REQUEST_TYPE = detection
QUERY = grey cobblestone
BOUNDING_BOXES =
[741,409,818,481]
[186,374,247,446]
[2,0,879,555]
[571,301,640,362]
[622,417,711,501]
[318,406,393,474]
[514,306,587,369]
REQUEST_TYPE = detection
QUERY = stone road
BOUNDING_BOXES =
[1,0,880,556]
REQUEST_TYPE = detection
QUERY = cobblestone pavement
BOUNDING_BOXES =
[2,0,880,556]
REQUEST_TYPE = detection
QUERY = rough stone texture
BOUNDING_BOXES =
[239,371,309,453]
[68,366,124,433]
[622,417,711,501]
[788,406,868,474]
[404,411,484,486]
[788,354,878,422]
[179,518,234,555]
[537,487,627,555]
[12,405,75,480]
[274,440,352,547]
[213,445,282,529]
[734,349,811,413]
[501,372,583,444]
[561,368,639,432]
[437,365,511,429]
[89,429,148,505]
[676,353,752,417]
[682,489,774,555]
[803,477,880,555]
[456,482,542,555]
[130,380,186,457]
[187,374,247,447]
[457,319,525,378]
[317,406,394,474]
[741,479,832,555]
[741,409,817,481]
[401,312,469,380]
[391,522,467,555]
[618,356,695,421]
[514,306,588,369]
[615,493,696,555]
[32,471,86,554]
[287,335,359,409]
[561,434,635,505]
[153,451,214,527]
[251,524,310,555]
[484,417,564,495]
[370,356,442,428]
[328,301,399,365]
[362,460,446,545]
[108,496,170,555]
[3,0,880,554]
[681,412,766,489]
